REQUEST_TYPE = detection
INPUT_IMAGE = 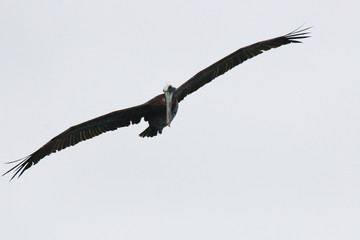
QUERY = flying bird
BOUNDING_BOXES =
[4,27,310,180]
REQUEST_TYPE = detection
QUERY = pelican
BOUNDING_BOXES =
[4,27,310,179]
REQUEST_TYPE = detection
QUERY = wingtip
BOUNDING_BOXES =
[285,25,312,43]
[288,23,313,34]
[3,156,32,181]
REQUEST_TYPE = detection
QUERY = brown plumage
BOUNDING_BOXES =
[4,27,310,180]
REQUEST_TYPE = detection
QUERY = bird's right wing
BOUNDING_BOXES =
[175,27,311,102]
[3,104,151,180]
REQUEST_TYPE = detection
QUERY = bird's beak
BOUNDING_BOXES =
[165,91,173,127]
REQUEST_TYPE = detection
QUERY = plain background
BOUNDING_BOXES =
[1,1,359,239]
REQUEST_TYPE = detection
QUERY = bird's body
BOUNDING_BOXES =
[4,27,311,179]
[139,91,179,137]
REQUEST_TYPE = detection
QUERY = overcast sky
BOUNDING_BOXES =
[1,1,359,239]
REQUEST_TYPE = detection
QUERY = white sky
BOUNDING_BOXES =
[1,1,359,239]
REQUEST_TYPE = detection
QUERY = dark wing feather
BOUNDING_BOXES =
[3,104,150,180]
[175,27,311,102]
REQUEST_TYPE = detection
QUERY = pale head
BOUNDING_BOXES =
[163,82,173,92]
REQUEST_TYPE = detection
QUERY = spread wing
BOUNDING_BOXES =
[3,104,150,180]
[175,27,311,102]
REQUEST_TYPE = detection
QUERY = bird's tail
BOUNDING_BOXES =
[139,126,160,138]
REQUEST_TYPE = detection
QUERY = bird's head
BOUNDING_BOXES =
[163,83,176,127]
[163,83,176,93]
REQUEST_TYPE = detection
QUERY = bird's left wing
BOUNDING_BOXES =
[175,27,311,102]
[3,104,150,180]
